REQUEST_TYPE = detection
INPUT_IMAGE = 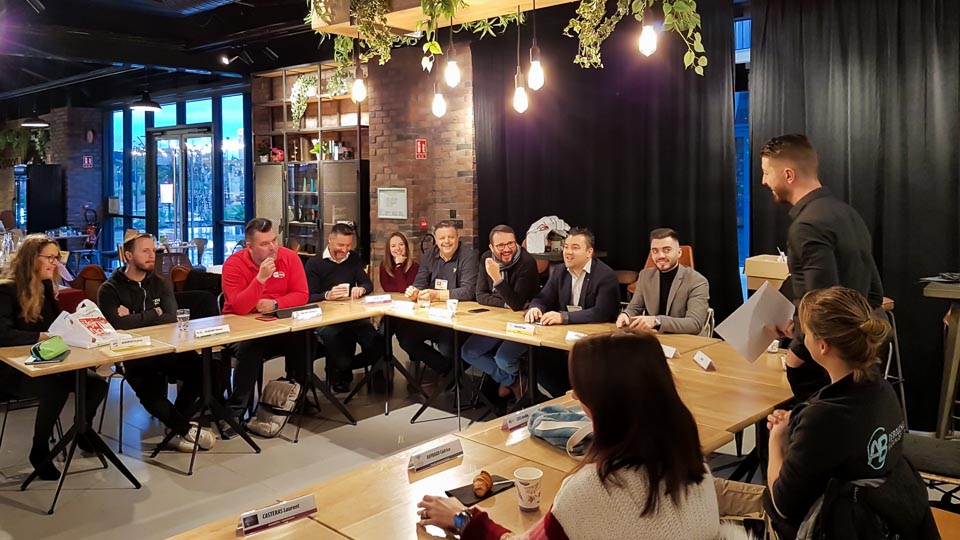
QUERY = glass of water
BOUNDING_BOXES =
[176,309,190,332]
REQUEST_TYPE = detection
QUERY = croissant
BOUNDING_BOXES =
[473,470,493,497]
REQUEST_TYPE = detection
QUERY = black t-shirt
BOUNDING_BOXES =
[658,265,679,315]
[770,373,905,528]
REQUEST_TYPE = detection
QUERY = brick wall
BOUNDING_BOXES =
[366,45,477,288]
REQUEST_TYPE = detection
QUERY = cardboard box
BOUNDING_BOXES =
[744,254,790,291]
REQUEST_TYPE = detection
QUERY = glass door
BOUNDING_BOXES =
[151,132,214,266]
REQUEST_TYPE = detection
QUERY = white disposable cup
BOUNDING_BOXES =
[446,299,459,312]
[514,467,543,512]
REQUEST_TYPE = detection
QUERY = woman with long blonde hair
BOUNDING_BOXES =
[0,234,107,481]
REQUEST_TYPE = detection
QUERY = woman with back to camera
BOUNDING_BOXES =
[417,330,721,539]
[379,232,419,293]
[0,234,107,480]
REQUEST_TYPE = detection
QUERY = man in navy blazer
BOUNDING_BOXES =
[524,227,620,396]
[525,227,620,326]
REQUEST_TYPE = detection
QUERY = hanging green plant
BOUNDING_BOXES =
[455,12,525,39]
[417,0,467,72]
[327,35,355,96]
[306,0,333,25]
[564,0,708,73]
[290,74,318,126]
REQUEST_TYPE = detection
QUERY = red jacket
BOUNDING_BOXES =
[222,247,309,315]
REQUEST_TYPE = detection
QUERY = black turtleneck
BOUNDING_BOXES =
[658,265,679,314]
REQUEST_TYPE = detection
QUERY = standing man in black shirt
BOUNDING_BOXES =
[305,223,383,393]
[760,134,884,401]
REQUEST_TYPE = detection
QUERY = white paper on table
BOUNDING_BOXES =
[715,281,795,363]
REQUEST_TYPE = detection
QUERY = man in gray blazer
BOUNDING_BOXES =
[617,228,710,335]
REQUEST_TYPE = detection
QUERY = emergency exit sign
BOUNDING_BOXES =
[415,139,427,160]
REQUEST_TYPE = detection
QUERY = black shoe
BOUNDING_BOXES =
[29,444,61,481]
[331,379,351,394]
[76,433,95,453]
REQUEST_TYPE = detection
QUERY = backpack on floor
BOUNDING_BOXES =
[246,379,301,438]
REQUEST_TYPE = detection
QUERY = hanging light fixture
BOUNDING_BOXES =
[431,82,447,118]
[444,18,461,88]
[512,6,528,113]
[527,0,544,91]
[638,24,658,56]
[20,107,49,128]
[130,67,163,113]
[351,32,367,103]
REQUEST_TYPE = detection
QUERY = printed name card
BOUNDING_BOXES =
[408,439,464,472]
[364,294,393,304]
[238,494,318,536]
[506,322,536,336]
[110,336,152,350]
[428,307,454,320]
[194,325,231,339]
[692,351,717,371]
[392,300,416,314]
[291,308,323,321]
[501,405,540,431]
[661,345,679,358]
[564,331,587,342]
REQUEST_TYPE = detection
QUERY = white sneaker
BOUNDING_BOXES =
[167,433,197,453]
[184,423,216,450]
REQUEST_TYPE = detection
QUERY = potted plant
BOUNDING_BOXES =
[256,140,271,163]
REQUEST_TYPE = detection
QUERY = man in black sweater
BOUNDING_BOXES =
[98,231,214,451]
[760,134,884,401]
[462,225,540,401]
[525,227,620,395]
[304,223,382,393]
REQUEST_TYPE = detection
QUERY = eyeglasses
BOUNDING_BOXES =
[37,254,60,264]
[493,241,517,251]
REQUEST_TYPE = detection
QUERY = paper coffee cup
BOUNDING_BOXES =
[514,467,543,512]
[446,299,459,312]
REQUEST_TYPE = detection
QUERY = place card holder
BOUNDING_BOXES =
[238,494,318,536]
[506,323,536,336]
[194,324,231,339]
[292,308,323,321]
[408,439,464,472]
[364,294,393,304]
[692,351,717,371]
[110,336,152,351]
[661,345,679,358]
[501,405,540,431]
[564,331,587,342]
[427,307,454,320]
[392,300,415,314]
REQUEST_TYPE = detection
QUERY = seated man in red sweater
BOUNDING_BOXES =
[222,218,309,421]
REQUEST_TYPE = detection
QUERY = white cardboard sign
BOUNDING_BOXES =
[194,324,231,339]
[408,439,464,472]
[238,494,318,536]
[693,351,717,371]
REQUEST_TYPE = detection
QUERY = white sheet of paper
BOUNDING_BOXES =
[715,281,795,363]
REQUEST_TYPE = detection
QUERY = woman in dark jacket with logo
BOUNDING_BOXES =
[0,234,107,480]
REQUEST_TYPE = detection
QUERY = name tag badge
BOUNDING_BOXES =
[566,305,583,312]
[434,279,448,290]
[272,271,286,279]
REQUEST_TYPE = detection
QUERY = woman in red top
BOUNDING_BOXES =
[379,232,419,293]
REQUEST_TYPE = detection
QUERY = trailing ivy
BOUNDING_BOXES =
[290,74,318,126]
[455,12,524,39]
[417,0,466,72]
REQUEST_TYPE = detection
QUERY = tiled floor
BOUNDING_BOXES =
[0,346,754,540]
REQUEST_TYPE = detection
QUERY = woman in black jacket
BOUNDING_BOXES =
[0,234,107,480]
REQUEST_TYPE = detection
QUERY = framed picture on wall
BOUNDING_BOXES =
[377,188,407,220]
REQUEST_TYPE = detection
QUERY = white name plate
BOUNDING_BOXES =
[392,300,415,314]
[292,307,323,321]
[506,322,536,336]
[693,351,717,371]
[194,324,231,339]
[501,405,540,431]
[564,331,587,342]
[364,294,393,304]
[661,345,679,358]
[408,439,464,472]
[111,336,152,350]
[238,494,318,536]
[428,307,454,320]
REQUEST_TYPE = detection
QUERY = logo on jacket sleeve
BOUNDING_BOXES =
[867,427,889,470]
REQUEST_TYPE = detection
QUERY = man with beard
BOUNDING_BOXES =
[617,228,710,335]
[305,223,383,393]
[760,134,884,401]
[461,225,540,401]
[98,231,215,451]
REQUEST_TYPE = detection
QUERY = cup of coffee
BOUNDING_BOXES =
[176,309,190,332]
[514,467,543,512]
[417,291,431,309]
[446,299,459,313]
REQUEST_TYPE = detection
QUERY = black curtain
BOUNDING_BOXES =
[473,1,742,319]
[751,0,960,429]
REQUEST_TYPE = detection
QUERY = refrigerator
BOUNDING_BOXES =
[24,164,64,233]
[14,165,27,229]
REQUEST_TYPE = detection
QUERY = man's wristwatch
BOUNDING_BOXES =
[654,316,662,329]
[453,509,472,533]
[273,300,279,311]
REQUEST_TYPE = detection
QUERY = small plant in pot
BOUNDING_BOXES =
[256,140,271,163]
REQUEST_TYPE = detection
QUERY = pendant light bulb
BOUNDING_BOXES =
[351,75,367,103]
[528,45,544,91]
[638,24,658,56]
[513,70,528,114]
[431,85,447,118]
[444,60,461,88]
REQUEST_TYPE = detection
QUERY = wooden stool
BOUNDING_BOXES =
[882,296,908,429]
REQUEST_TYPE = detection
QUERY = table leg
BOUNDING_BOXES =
[410,329,460,425]
[21,369,141,514]
[937,300,960,438]
[346,316,428,407]
[298,329,357,427]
